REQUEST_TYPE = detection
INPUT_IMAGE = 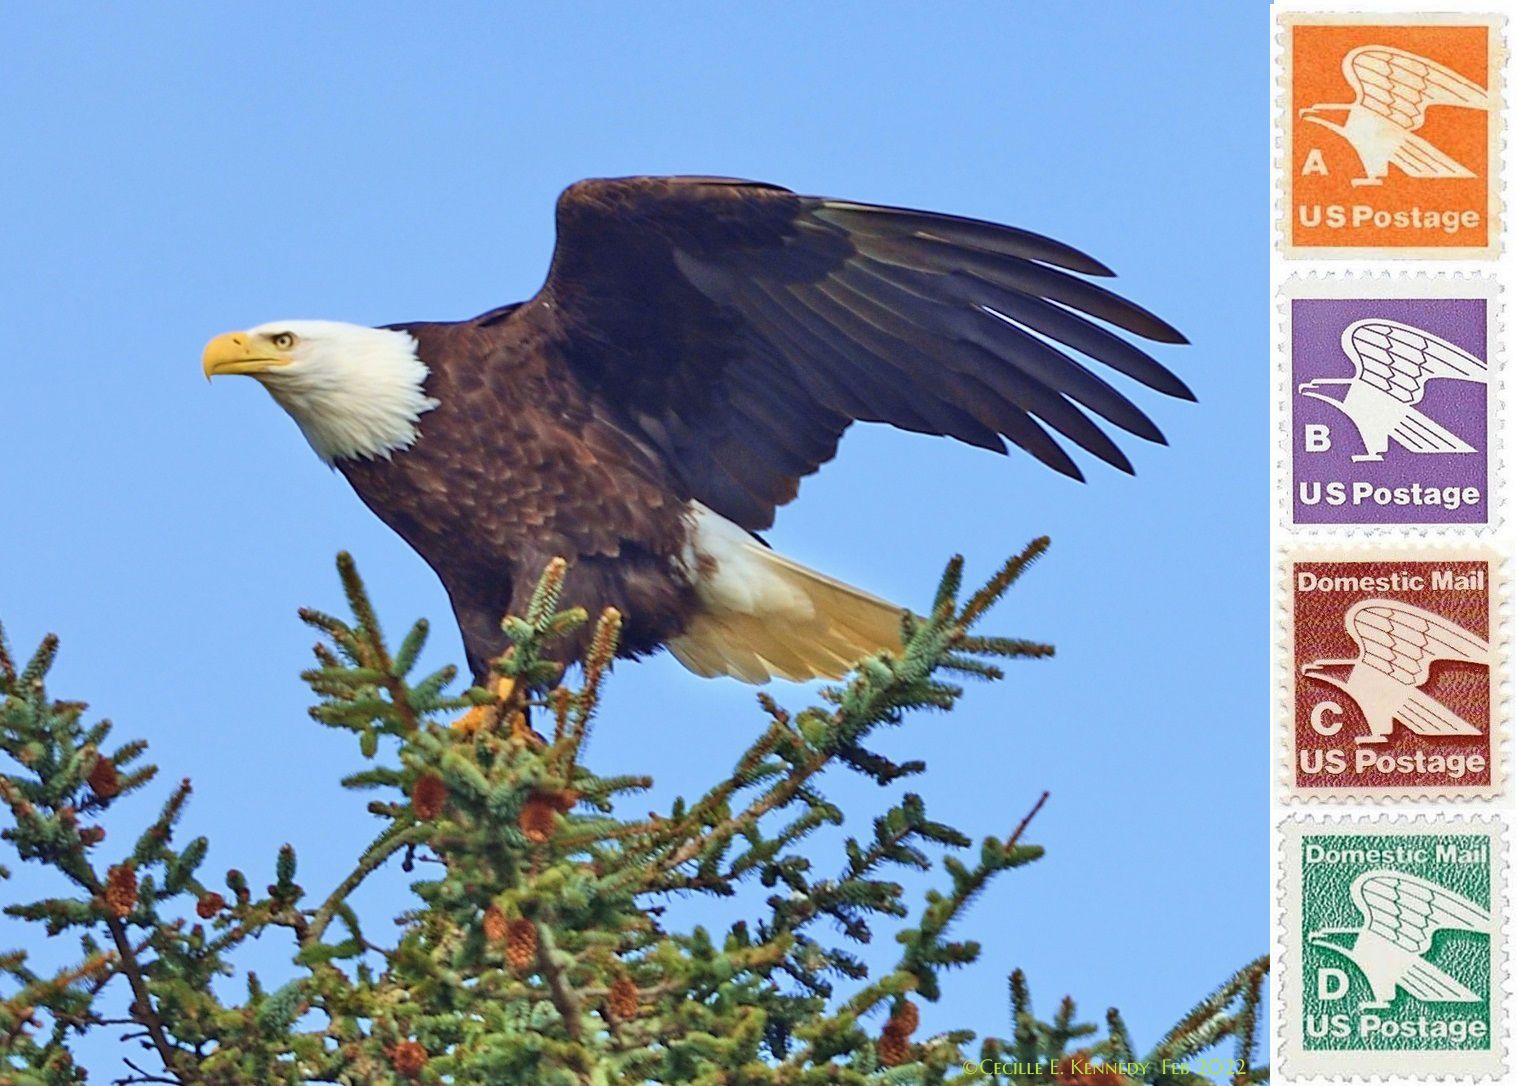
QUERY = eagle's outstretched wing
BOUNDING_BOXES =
[1341,319,1487,407]
[1345,599,1490,688]
[513,176,1189,531]
[1353,870,1490,957]
[1344,46,1489,133]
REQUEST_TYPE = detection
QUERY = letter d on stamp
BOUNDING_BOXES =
[1280,817,1506,1079]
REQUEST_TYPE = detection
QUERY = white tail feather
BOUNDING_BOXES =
[1400,956,1482,1003]
[1389,406,1478,455]
[669,504,906,683]
[1390,130,1477,180]
[1396,687,1483,736]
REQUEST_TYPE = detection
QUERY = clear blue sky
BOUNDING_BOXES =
[0,1,1265,1073]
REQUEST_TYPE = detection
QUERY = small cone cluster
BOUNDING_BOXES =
[103,864,137,918]
[607,974,639,1021]
[505,918,538,970]
[482,903,508,944]
[878,1000,918,1067]
[411,772,447,820]
[518,788,577,843]
[86,757,119,800]
[390,1039,428,1079]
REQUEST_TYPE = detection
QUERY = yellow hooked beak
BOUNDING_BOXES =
[202,331,291,380]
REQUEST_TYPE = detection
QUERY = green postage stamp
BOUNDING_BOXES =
[1281,817,1505,1079]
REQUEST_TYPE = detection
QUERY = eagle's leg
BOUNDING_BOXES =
[451,676,517,736]
[1350,452,1385,463]
[507,704,545,747]
[1349,177,1383,187]
[451,674,547,747]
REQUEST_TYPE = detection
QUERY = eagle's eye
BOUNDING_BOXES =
[269,331,298,351]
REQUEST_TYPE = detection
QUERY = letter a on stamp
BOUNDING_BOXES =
[1279,13,1503,258]
[1280,817,1506,1079]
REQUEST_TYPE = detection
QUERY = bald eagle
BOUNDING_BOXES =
[204,176,1188,684]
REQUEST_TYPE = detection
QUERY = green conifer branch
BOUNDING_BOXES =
[0,550,1266,1084]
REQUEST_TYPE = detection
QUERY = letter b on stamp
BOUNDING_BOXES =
[1283,276,1498,531]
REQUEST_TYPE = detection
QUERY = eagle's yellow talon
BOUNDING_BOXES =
[451,705,491,736]
[450,675,520,737]
[508,710,547,748]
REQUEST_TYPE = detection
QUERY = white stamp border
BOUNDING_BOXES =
[1274,273,1505,537]
[1278,814,1509,1081]
[1276,10,1506,261]
[1277,542,1511,803]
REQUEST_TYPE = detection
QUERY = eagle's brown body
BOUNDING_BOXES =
[339,312,699,677]
[220,176,1189,682]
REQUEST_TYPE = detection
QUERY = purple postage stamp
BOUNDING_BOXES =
[1284,276,1498,530]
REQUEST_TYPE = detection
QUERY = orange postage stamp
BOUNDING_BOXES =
[1280,13,1503,258]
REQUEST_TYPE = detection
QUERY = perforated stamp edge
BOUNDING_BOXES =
[1277,814,1509,1081]
[1273,273,1505,537]
[1276,541,1510,803]
[1275,10,1506,261]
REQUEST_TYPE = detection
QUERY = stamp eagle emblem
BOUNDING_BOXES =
[1301,598,1491,745]
[1298,46,1491,187]
[1308,869,1490,1009]
[1296,319,1487,464]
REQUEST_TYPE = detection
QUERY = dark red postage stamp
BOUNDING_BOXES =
[1284,547,1504,799]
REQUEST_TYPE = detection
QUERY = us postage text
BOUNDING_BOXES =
[1280,817,1505,1079]
[1282,275,1498,531]
[1280,13,1503,258]
[1283,545,1504,801]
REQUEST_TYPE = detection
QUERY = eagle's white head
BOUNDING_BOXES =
[202,319,439,464]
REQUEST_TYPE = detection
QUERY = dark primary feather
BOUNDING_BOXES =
[513,176,1190,532]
